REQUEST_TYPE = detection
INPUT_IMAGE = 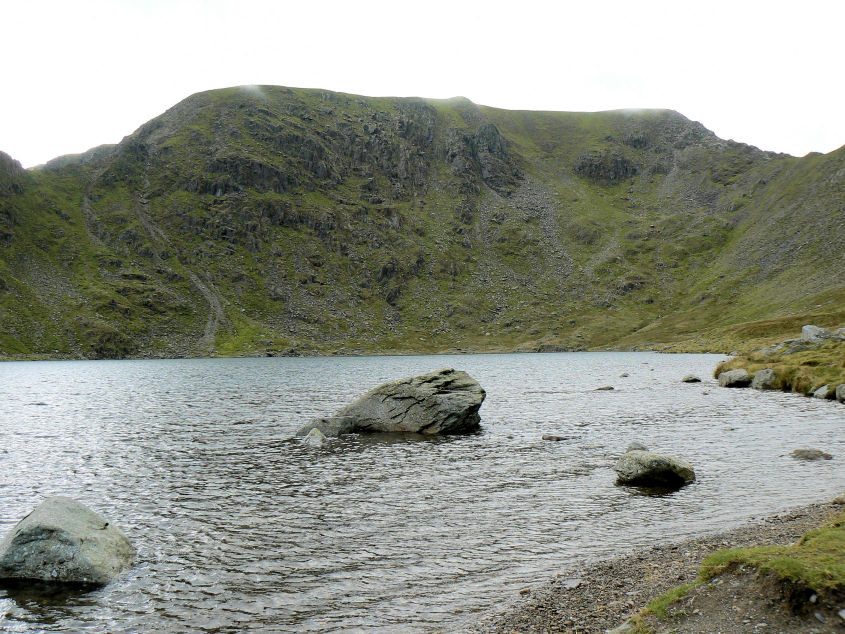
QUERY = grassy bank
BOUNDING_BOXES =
[631,505,845,632]
[714,339,845,396]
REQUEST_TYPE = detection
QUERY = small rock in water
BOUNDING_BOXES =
[681,374,701,383]
[519,587,530,595]
[542,434,571,441]
[302,428,328,448]
[614,449,695,487]
[619,372,629,377]
[832,494,845,505]
[791,448,833,461]
[626,441,649,452]
[596,385,614,391]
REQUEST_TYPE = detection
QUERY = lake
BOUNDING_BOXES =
[0,352,842,632]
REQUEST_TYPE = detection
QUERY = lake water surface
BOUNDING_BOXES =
[0,352,842,632]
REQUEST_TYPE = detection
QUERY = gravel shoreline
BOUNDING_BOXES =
[464,501,842,633]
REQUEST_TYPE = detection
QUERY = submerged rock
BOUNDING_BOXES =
[302,427,329,448]
[681,374,701,383]
[791,449,833,461]
[542,434,572,441]
[596,385,614,391]
[717,369,751,388]
[614,450,695,488]
[0,497,135,586]
[626,441,649,452]
[751,368,778,390]
[296,368,485,437]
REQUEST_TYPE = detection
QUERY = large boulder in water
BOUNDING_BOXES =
[614,449,696,488]
[717,369,751,388]
[0,497,135,586]
[296,368,485,437]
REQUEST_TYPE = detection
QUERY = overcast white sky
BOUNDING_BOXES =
[3,0,844,167]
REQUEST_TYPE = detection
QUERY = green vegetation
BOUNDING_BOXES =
[0,86,843,359]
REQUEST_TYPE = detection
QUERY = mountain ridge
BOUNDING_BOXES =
[0,85,842,359]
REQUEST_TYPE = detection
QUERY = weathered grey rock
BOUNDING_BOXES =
[613,450,695,487]
[295,368,485,437]
[0,497,135,585]
[813,384,835,400]
[832,493,845,505]
[606,622,636,634]
[751,368,778,390]
[302,427,328,448]
[717,368,751,387]
[681,374,701,383]
[626,441,649,452]
[791,449,833,461]
[802,324,845,344]
[802,324,827,343]
[837,384,845,403]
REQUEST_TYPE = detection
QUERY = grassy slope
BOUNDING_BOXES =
[0,86,843,359]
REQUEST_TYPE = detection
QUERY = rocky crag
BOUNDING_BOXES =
[1,86,843,359]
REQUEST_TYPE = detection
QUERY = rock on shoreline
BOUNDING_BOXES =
[465,502,841,634]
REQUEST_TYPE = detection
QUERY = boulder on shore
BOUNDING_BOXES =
[813,384,835,400]
[613,449,696,488]
[295,368,485,437]
[751,368,778,390]
[0,497,135,586]
[681,374,701,383]
[837,384,845,403]
[717,369,751,388]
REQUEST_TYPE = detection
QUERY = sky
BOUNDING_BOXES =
[3,0,844,167]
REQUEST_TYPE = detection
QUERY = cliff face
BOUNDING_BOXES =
[0,86,842,359]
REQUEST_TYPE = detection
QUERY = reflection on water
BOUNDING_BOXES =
[0,352,842,632]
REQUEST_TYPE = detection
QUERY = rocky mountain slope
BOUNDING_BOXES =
[1,85,843,359]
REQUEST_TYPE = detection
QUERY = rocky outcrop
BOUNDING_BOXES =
[574,149,637,183]
[295,368,485,437]
[718,369,751,387]
[751,368,778,390]
[0,497,135,585]
[681,375,701,383]
[790,449,833,461]
[801,324,845,344]
[613,448,695,487]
